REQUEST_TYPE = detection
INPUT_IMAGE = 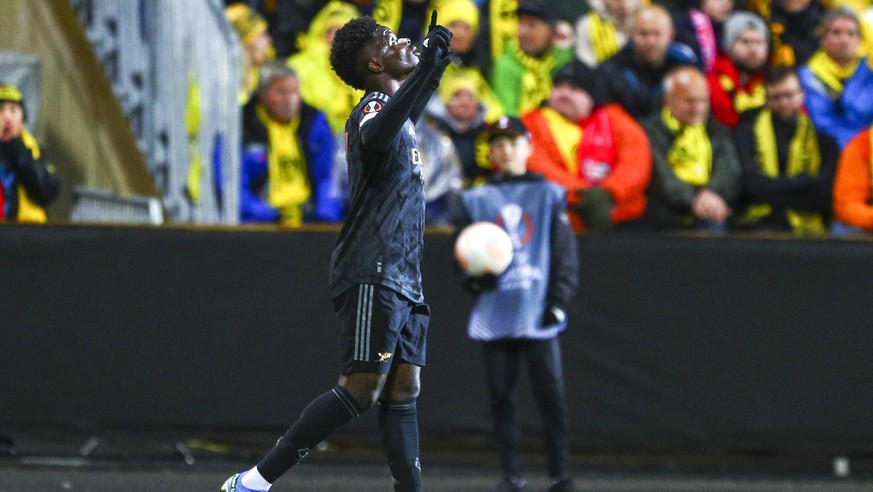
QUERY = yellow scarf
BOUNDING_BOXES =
[744,110,825,235]
[489,0,518,61]
[541,107,583,175]
[717,73,767,114]
[257,105,310,226]
[185,73,203,204]
[662,108,712,186]
[505,38,555,116]
[588,11,621,64]
[15,129,47,223]
[806,49,861,97]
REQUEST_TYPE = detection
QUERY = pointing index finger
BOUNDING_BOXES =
[429,10,437,32]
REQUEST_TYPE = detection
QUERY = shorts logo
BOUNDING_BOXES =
[377,352,394,362]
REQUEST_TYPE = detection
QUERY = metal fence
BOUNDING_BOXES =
[70,185,164,225]
[70,0,241,224]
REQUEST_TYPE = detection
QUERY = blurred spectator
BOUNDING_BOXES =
[0,84,59,223]
[427,74,492,187]
[436,0,506,122]
[673,0,735,74]
[415,115,465,226]
[240,62,341,225]
[330,86,467,226]
[733,66,838,235]
[599,5,699,119]
[554,0,590,25]
[642,66,741,231]
[397,0,435,44]
[832,125,873,235]
[239,0,331,58]
[490,0,574,116]
[226,2,275,104]
[574,0,644,68]
[828,0,873,65]
[522,61,652,232]
[448,115,578,492]
[799,7,873,149]
[749,0,827,67]
[355,0,437,45]
[287,0,363,135]
[440,0,487,70]
[708,11,770,128]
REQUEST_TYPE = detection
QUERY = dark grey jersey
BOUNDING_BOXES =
[330,91,426,302]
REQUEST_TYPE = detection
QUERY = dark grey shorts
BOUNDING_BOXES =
[333,284,430,374]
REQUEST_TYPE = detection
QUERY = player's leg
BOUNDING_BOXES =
[379,362,423,492]
[378,300,429,492]
[223,377,376,491]
[220,284,392,491]
[524,338,573,491]
[254,378,374,480]
[482,339,526,490]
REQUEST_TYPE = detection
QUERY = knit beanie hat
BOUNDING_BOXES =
[722,11,768,50]
[438,72,479,104]
[0,84,23,104]
[552,60,604,104]
[438,0,480,33]
[225,3,268,46]
[0,84,25,120]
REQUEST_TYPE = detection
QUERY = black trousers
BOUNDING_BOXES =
[481,337,569,480]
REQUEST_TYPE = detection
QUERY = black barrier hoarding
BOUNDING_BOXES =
[1,225,872,456]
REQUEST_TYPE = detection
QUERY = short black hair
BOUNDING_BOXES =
[763,64,797,87]
[330,16,381,91]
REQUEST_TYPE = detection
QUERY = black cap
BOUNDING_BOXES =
[552,60,604,104]
[516,0,559,26]
[483,115,529,141]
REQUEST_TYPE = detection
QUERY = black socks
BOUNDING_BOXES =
[378,398,422,492]
[257,385,362,482]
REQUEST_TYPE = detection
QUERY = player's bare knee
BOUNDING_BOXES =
[340,373,387,410]
[385,375,420,401]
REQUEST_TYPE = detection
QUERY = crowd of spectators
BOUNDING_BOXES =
[221,0,873,237]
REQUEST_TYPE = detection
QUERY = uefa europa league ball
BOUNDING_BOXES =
[454,222,514,276]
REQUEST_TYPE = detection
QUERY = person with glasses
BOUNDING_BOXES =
[732,65,838,235]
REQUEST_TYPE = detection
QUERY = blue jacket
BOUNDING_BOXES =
[240,96,342,223]
[799,58,873,149]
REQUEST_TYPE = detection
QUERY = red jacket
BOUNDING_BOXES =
[522,103,652,230]
[708,53,766,129]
